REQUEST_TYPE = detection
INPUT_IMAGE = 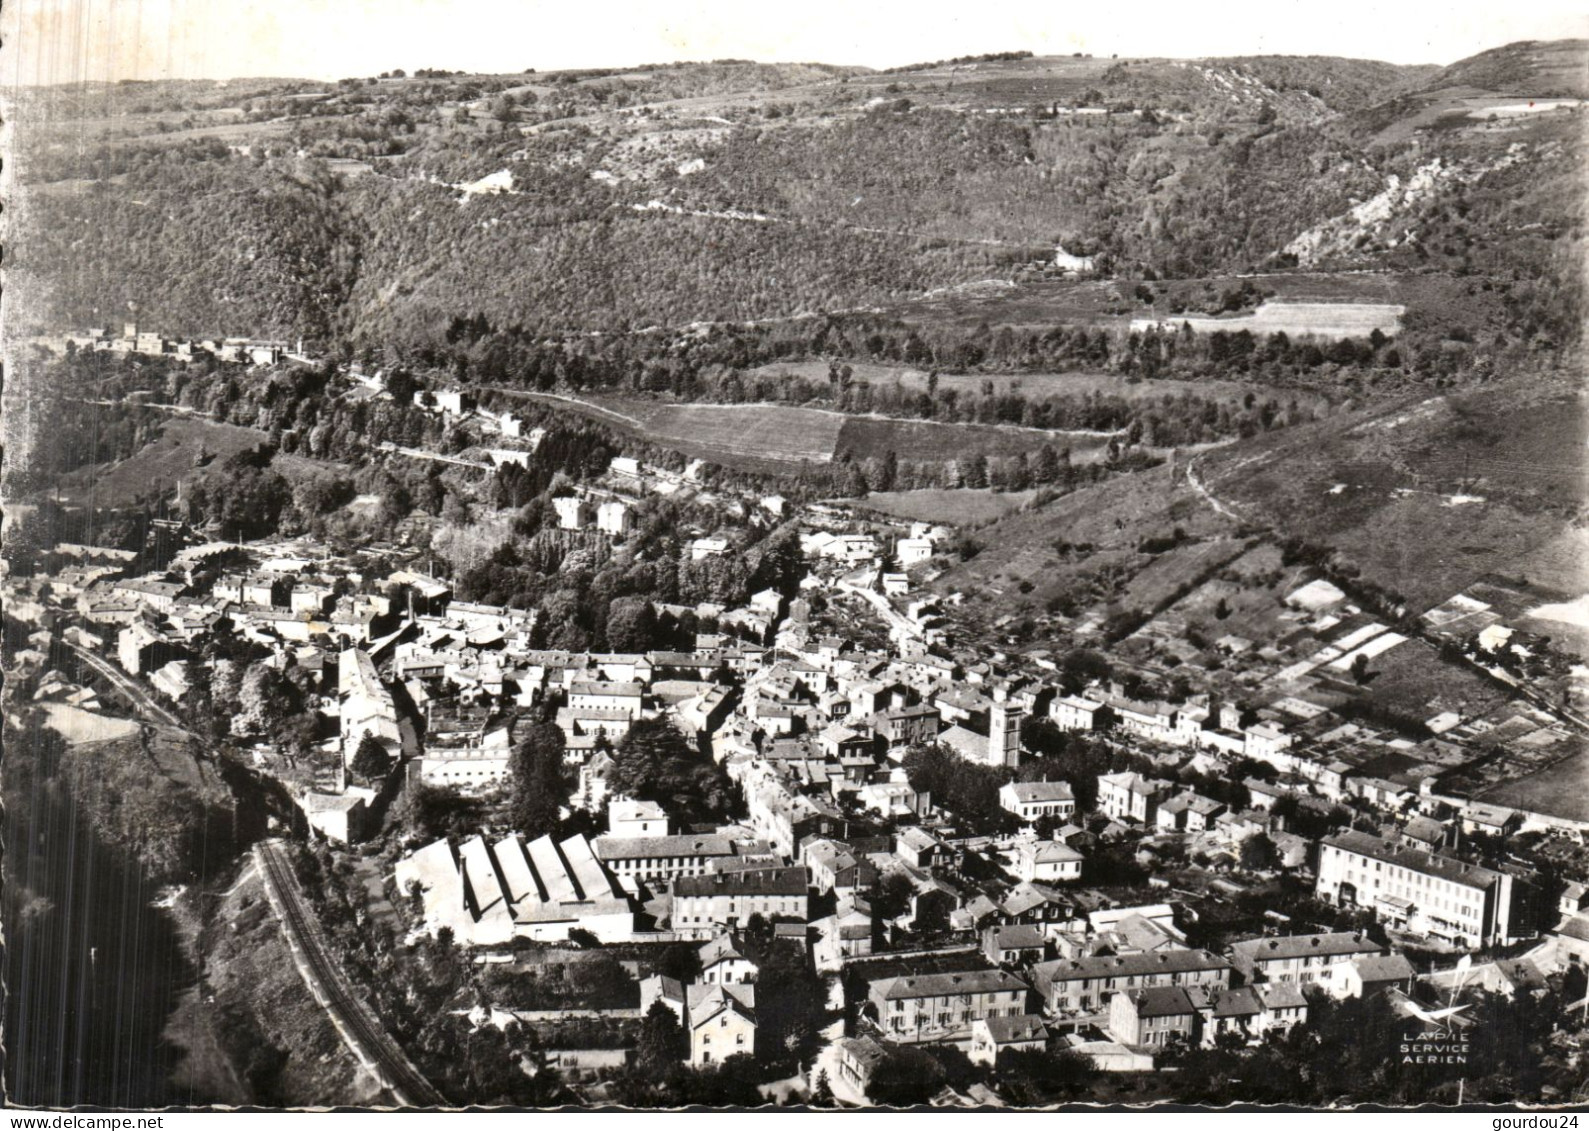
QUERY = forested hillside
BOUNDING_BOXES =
[12,42,1584,372]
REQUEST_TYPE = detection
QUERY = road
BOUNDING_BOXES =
[255,840,445,1107]
[64,639,186,730]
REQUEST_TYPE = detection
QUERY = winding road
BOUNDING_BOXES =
[255,839,445,1107]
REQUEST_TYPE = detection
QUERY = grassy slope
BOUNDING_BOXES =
[54,416,346,507]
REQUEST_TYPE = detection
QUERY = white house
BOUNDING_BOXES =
[1000,780,1076,823]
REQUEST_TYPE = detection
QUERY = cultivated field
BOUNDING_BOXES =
[833,416,1104,462]
[640,403,846,463]
[748,359,1330,410]
[1478,750,1589,823]
[854,488,1038,526]
[1129,301,1405,340]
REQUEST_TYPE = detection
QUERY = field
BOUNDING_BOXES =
[56,416,342,507]
[748,358,1332,410]
[636,403,845,463]
[42,704,141,745]
[1200,381,1586,613]
[1118,538,1252,613]
[852,488,1038,526]
[1477,750,1589,823]
[883,271,1510,342]
[1354,637,1511,721]
[834,416,1103,462]
[510,390,1110,473]
[1128,301,1405,340]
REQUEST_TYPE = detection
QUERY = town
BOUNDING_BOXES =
[7,339,1589,1108]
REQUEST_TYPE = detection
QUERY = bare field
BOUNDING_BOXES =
[42,703,141,745]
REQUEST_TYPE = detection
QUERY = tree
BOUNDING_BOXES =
[350,732,393,783]
[636,1000,687,1071]
[1240,831,1279,871]
[509,722,567,839]
[868,1045,946,1106]
[810,1068,834,1106]
[608,717,733,822]
[1350,653,1371,684]
[605,595,658,652]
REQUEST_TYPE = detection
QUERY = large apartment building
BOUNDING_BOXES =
[671,866,810,940]
[1229,931,1384,989]
[1031,949,1233,1014]
[1316,830,1521,947]
[868,969,1032,1043]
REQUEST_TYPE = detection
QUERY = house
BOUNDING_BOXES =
[803,839,876,896]
[875,705,941,748]
[117,620,183,676]
[671,866,810,940]
[593,834,740,890]
[868,969,1032,1043]
[698,933,758,984]
[1229,932,1383,990]
[1096,772,1171,824]
[983,923,1047,966]
[596,500,632,537]
[688,983,757,1067]
[607,798,670,839]
[1400,815,1449,852]
[1013,838,1084,884]
[1548,910,1589,969]
[968,1015,1049,1066]
[340,647,402,756]
[895,826,952,869]
[1000,881,1073,927]
[897,538,934,566]
[1032,950,1233,1015]
[1193,983,1308,1045]
[1337,953,1417,999]
[831,1036,888,1098]
[1316,830,1521,947]
[1000,780,1076,823]
[1050,695,1104,733]
[813,909,876,971]
[568,680,644,719]
[1460,803,1521,839]
[554,496,588,530]
[1108,986,1200,1048]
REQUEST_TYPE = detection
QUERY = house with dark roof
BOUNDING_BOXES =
[699,933,757,984]
[1032,949,1232,1015]
[1107,986,1199,1047]
[1229,931,1384,990]
[671,866,810,940]
[1317,830,1522,947]
[983,923,1048,966]
[969,1015,1049,1065]
[1337,953,1417,999]
[868,969,1032,1043]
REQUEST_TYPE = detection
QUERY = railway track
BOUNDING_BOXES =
[64,640,186,730]
[255,840,444,1107]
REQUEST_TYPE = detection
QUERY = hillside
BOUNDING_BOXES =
[9,41,1583,374]
[1426,39,1589,97]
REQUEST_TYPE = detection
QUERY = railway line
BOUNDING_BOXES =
[255,840,444,1108]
